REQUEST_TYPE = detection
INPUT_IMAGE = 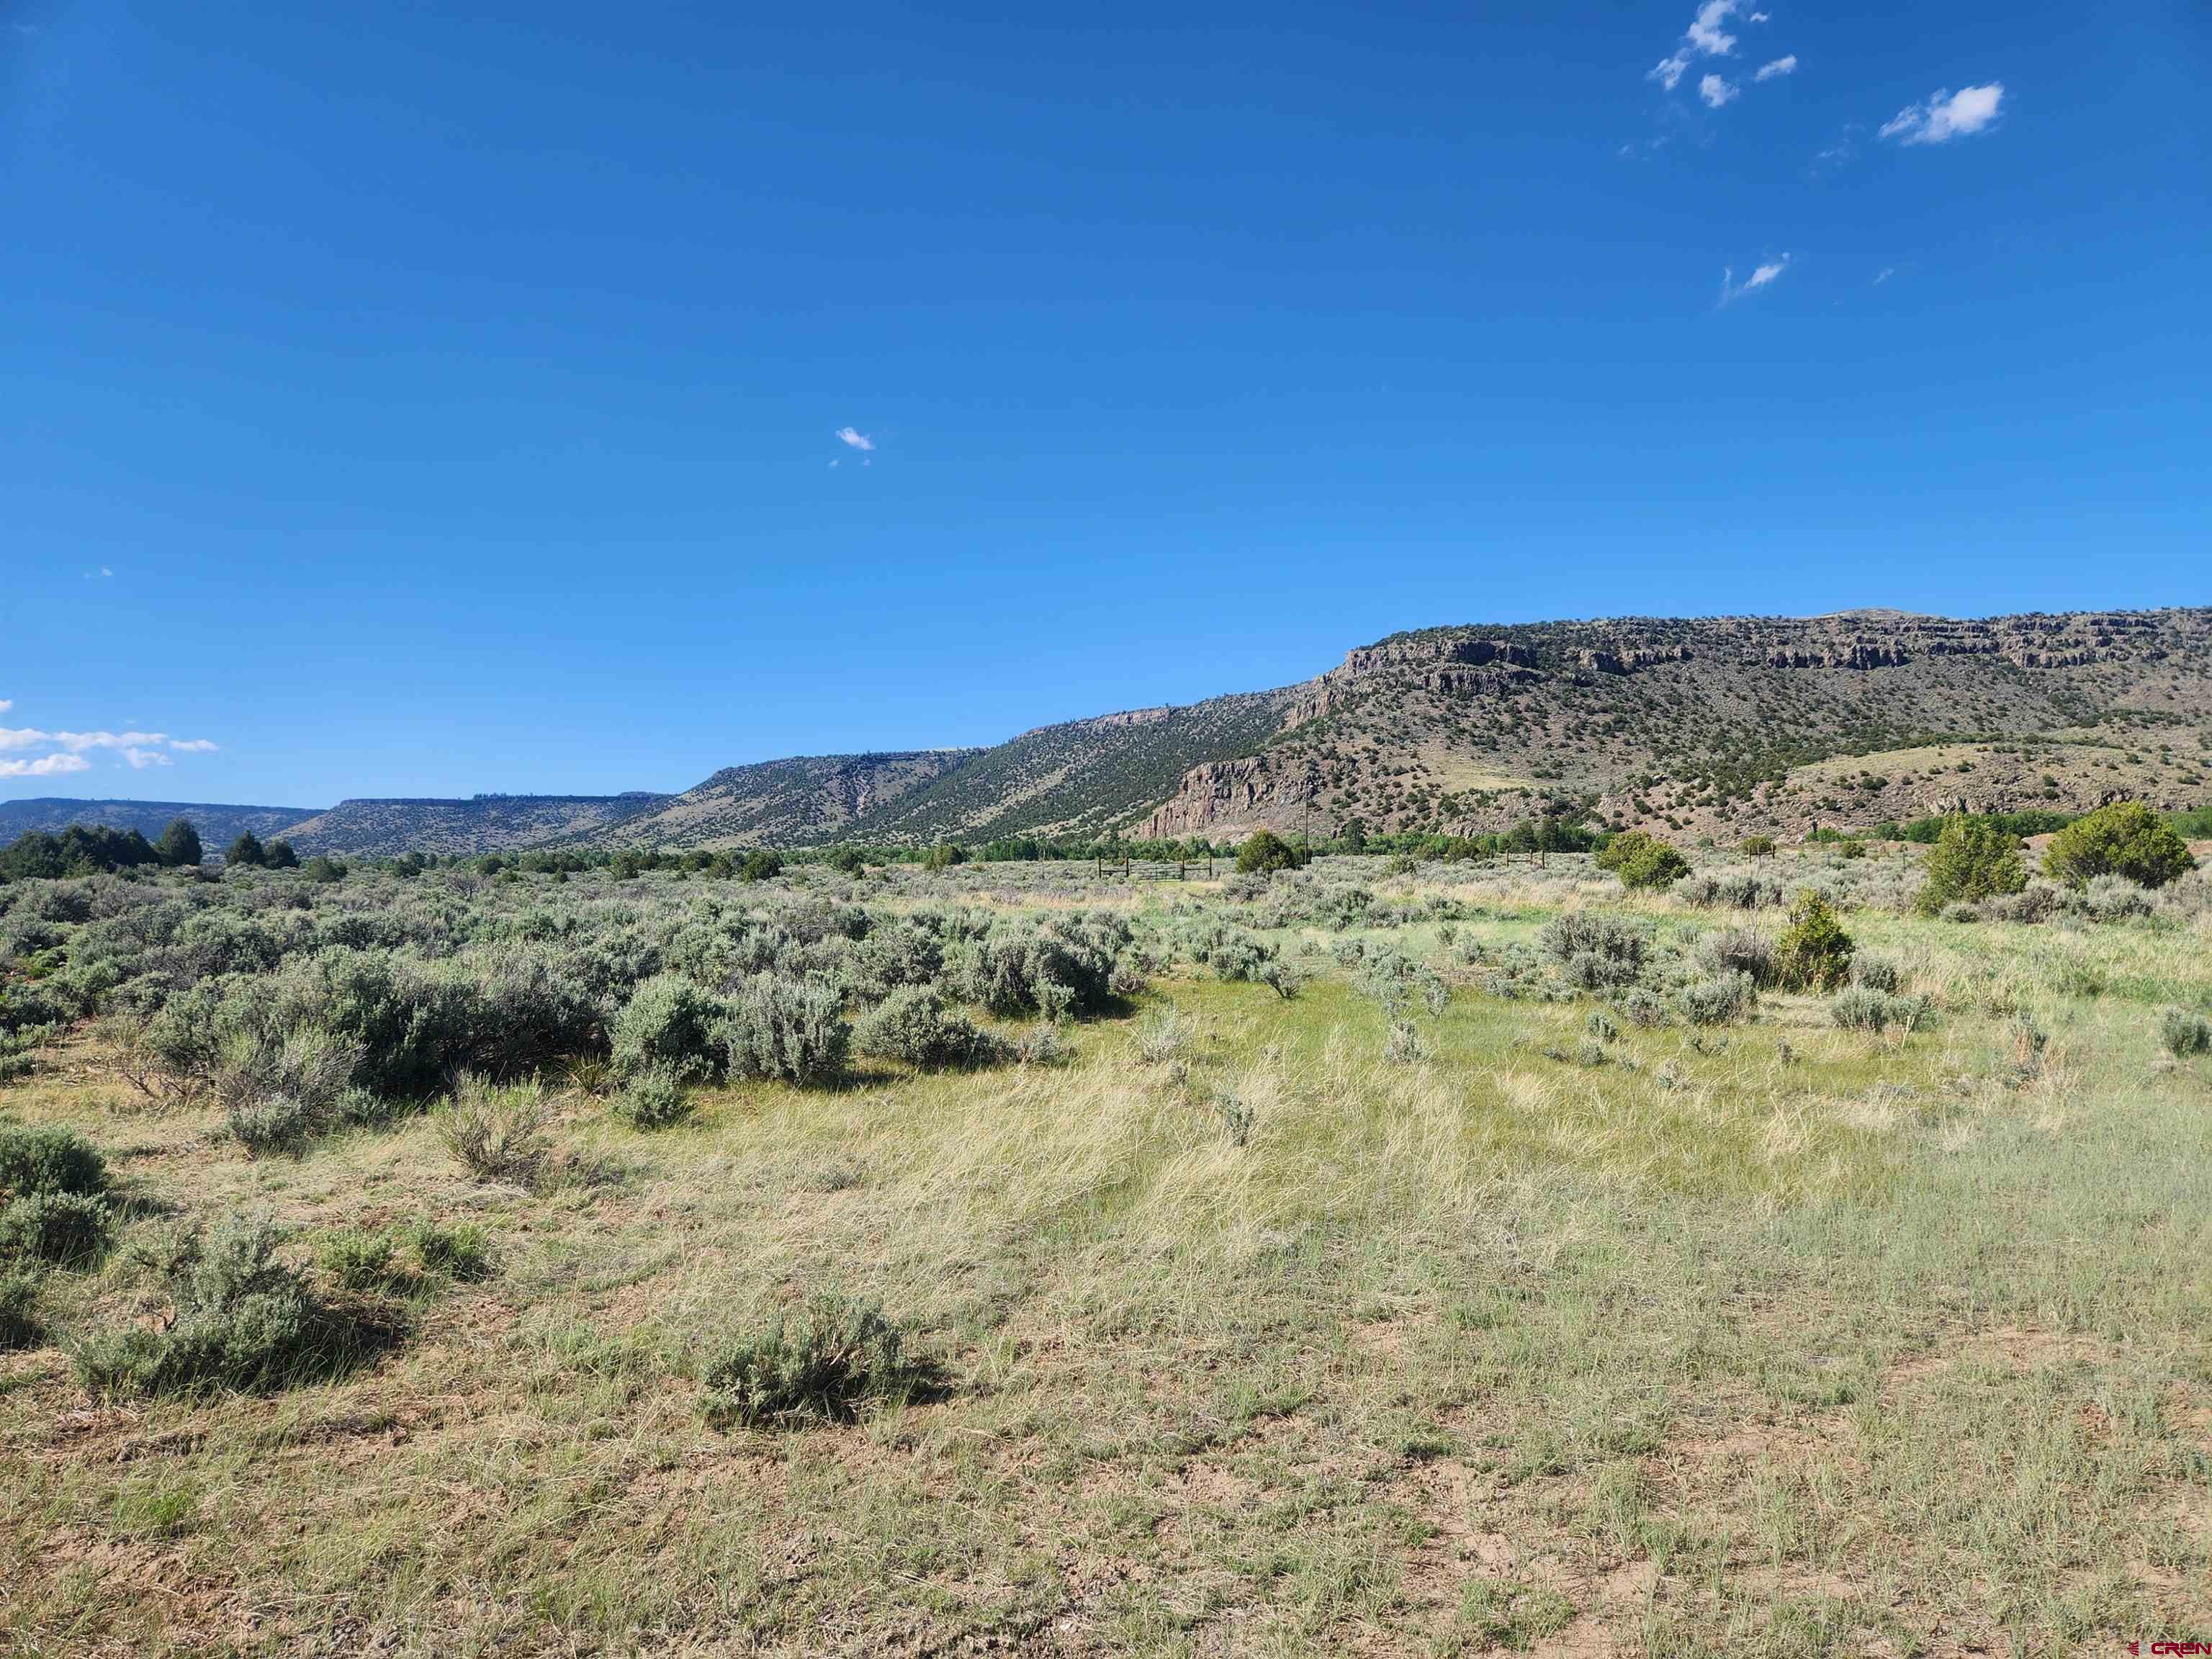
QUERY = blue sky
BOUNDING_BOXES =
[3,1,2206,806]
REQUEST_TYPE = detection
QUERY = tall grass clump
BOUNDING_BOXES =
[437,1074,552,1184]
[1135,1006,1190,1066]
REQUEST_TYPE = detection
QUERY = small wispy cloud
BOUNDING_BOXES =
[1719,253,1791,306]
[55,730,171,753]
[1755,55,1797,81]
[1881,83,2004,145]
[1699,73,1739,108]
[1685,0,1741,57]
[1648,0,1748,94]
[835,426,874,452]
[1748,9,1769,20]
[1810,122,1863,174]
[168,738,219,754]
[82,566,114,581]
[0,701,10,715]
[1874,266,1896,284]
[122,747,172,770]
[0,754,92,780]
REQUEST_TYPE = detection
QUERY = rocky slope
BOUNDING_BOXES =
[16,608,2206,856]
[590,606,2210,850]
[1134,608,2212,843]
[282,794,671,857]
[593,752,974,850]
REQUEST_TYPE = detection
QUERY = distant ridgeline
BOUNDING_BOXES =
[6,606,2208,857]
[0,797,321,849]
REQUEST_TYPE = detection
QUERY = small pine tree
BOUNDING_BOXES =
[1776,892,1854,992]
[1236,829,1301,874]
[1601,831,1690,890]
[2044,802,2196,890]
[1914,815,2026,914]
[156,819,203,868]
[225,830,266,868]
[1595,830,1654,873]
[264,839,300,870]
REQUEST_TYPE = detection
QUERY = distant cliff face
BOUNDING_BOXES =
[25,607,2200,858]
[1135,607,2212,845]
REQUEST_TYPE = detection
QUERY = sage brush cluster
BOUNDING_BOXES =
[702,1294,934,1429]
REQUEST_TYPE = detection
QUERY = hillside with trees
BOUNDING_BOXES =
[11,608,2208,856]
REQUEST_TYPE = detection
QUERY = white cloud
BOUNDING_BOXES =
[0,753,92,779]
[835,426,874,451]
[1755,55,1797,80]
[54,729,168,753]
[1874,266,1895,284]
[0,701,10,714]
[1881,83,2004,145]
[1748,9,1769,20]
[0,710,220,782]
[1686,0,1740,57]
[1719,253,1791,305]
[1650,1,1754,95]
[1700,73,1739,108]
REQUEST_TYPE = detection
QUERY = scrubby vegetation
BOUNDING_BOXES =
[701,1293,938,1429]
[1595,830,1691,891]
[2044,800,2198,890]
[1913,813,2027,914]
[1234,828,1303,874]
[1,832,2209,1655]
[74,1212,394,1397]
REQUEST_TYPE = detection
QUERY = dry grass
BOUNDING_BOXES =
[4,872,2209,1656]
